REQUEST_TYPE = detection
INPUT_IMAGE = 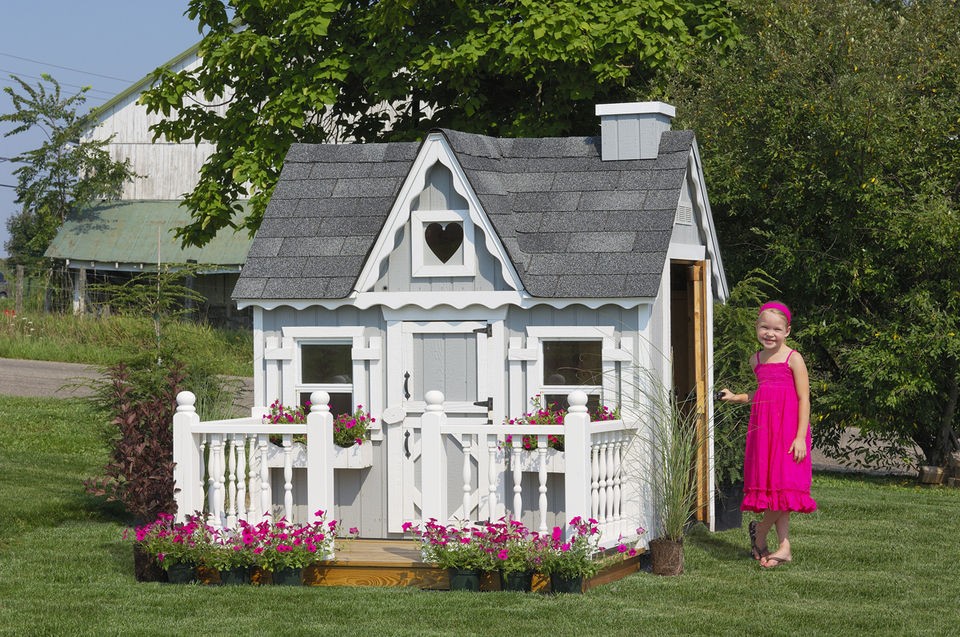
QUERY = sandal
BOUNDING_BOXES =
[748,521,766,560]
[760,555,792,569]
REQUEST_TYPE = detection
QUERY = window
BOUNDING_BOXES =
[541,340,603,412]
[298,342,353,417]
[411,209,476,277]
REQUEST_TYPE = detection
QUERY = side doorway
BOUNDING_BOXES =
[670,261,711,524]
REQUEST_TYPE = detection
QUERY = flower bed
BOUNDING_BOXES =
[403,516,644,592]
[129,511,357,583]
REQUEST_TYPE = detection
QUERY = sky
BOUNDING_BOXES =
[0,1,203,258]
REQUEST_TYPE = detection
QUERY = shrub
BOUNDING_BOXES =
[84,362,183,521]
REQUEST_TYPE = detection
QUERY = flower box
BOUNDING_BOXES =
[265,441,373,469]
[508,448,565,473]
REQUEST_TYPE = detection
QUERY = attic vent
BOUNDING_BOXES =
[675,204,693,226]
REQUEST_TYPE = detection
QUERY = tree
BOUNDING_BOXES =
[1,74,138,266]
[140,0,741,248]
[663,0,960,466]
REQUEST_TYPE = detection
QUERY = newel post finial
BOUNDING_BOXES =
[424,390,445,411]
[176,391,196,413]
[310,391,331,412]
[567,390,588,413]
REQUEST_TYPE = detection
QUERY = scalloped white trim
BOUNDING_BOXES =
[236,291,652,312]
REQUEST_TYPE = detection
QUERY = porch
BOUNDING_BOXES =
[190,538,642,591]
[172,389,650,551]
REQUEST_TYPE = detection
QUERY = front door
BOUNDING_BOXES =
[386,320,493,531]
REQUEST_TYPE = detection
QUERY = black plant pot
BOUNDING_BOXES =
[714,481,744,532]
[132,544,167,582]
[448,568,481,591]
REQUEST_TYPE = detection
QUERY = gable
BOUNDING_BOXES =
[234,127,713,306]
[354,133,523,296]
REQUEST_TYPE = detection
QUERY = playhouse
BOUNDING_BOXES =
[173,102,728,547]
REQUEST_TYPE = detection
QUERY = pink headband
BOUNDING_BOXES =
[758,302,792,324]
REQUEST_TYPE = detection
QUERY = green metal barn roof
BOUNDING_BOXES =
[45,200,251,271]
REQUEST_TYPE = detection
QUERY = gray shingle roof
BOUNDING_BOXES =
[235,128,694,301]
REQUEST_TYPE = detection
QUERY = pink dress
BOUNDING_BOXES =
[741,350,817,513]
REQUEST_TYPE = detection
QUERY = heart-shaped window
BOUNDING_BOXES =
[424,222,464,263]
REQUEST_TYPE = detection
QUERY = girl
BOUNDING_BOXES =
[718,301,816,568]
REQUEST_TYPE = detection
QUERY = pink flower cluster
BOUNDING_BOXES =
[263,400,374,449]
[264,399,309,425]
[130,510,357,572]
[332,405,375,448]
[505,395,620,451]
[404,516,643,578]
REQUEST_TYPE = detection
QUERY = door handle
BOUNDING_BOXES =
[403,372,411,399]
[404,430,411,459]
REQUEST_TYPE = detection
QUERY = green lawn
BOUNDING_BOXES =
[1,395,958,636]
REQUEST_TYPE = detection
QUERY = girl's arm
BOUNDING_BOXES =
[788,351,811,463]
[717,354,757,405]
[717,388,752,404]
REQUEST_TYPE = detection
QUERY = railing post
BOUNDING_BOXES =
[420,390,446,524]
[307,391,335,522]
[563,390,591,539]
[173,391,202,523]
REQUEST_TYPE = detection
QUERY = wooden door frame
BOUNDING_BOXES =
[670,260,711,524]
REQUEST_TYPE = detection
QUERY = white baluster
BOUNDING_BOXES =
[602,435,613,525]
[590,440,600,522]
[283,434,294,522]
[259,435,271,520]
[227,436,238,529]
[209,433,225,528]
[199,436,208,515]
[596,434,610,524]
[487,435,498,522]
[462,434,472,520]
[236,436,248,521]
[511,444,523,521]
[612,435,623,529]
[537,435,548,533]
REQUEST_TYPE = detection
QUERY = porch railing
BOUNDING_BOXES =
[420,389,640,546]
[172,389,642,546]
[172,390,338,528]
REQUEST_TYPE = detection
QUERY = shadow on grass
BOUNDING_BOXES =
[686,523,749,563]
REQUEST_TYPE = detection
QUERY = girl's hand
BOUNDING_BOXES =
[716,388,733,402]
[788,437,807,463]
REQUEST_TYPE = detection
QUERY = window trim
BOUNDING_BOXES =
[524,326,618,415]
[410,208,476,278]
[278,326,382,436]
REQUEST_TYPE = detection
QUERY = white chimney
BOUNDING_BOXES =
[596,101,675,161]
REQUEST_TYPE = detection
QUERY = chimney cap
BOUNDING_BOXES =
[595,101,676,119]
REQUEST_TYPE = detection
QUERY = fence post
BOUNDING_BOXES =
[173,391,202,523]
[420,390,446,524]
[563,390,591,539]
[307,391,335,523]
[14,265,23,315]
